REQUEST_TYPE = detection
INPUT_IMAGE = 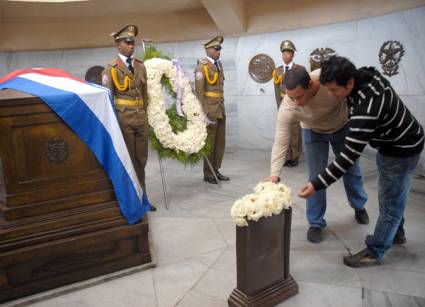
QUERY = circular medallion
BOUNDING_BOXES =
[248,54,275,83]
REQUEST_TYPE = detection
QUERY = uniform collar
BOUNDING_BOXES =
[118,53,133,65]
[283,61,294,70]
[207,56,218,64]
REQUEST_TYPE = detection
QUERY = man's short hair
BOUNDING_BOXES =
[319,56,357,86]
[284,66,311,90]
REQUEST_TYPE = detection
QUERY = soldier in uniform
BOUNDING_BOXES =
[272,40,303,168]
[194,36,229,184]
[102,24,156,210]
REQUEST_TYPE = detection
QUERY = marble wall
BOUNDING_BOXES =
[1,6,424,174]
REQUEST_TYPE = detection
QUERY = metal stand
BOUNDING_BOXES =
[157,154,222,210]
[202,153,222,188]
[158,156,170,210]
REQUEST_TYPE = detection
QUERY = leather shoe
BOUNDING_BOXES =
[284,159,299,167]
[204,176,219,184]
[215,170,229,181]
[307,227,324,243]
[343,248,383,268]
[355,208,369,225]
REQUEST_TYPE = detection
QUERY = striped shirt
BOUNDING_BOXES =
[312,67,424,191]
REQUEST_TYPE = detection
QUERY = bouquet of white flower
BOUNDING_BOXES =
[230,182,292,227]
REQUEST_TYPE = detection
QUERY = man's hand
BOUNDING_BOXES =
[263,175,280,183]
[298,182,316,198]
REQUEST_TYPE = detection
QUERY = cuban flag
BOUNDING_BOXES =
[0,68,153,224]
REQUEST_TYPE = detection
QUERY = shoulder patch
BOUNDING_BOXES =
[102,74,110,86]
[195,71,204,81]
[199,58,209,65]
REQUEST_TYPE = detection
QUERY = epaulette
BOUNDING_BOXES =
[199,58,209,65]
[134,56,144,64]
[110,59,119,67]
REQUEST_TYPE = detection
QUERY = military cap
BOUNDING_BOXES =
[280,40,296,52]
[111,24,138,42]
[204,36,224,49]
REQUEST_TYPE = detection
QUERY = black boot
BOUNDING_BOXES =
[215,170,229,181]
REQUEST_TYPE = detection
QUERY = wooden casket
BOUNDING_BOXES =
[0,89,152,303]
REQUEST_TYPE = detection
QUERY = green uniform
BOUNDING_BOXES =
[194,58,226,177]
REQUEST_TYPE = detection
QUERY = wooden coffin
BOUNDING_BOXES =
[0,89,152,303]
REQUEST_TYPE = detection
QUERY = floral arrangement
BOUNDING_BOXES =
[141,46,211,164]
[231,182,292,227]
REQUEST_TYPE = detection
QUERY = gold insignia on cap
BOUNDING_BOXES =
[280,40,296,52]
[111,24,139,41]
[204,36,224,49]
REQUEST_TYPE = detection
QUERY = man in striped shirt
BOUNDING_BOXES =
[299,56,424,267]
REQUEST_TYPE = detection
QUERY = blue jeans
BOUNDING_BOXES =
[302,125,368,228]
[366,152,421,259]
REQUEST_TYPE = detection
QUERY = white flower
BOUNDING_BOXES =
[230,182,293,227]
[144,58,208,154]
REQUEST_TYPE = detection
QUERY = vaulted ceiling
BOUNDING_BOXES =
[0,0,424,51]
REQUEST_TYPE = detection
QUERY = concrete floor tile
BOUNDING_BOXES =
[276,281,362,307]
[176,290,227,307]
[194,269,236,301]
[291,250,362,288]
[357,267,425,298]
[364,289,425,307]
[149,217,227,264]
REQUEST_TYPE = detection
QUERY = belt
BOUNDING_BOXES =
[280,92,286,98]
[115,98,144,106]
[204,91,224,98]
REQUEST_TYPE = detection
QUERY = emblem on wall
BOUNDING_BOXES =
[379,40,405,77]
[44,137,69,165]
[248,54,275,83]
[309,48,336,71]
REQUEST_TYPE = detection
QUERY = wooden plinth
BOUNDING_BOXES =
[0,89,153,303]
[228,208,298,307]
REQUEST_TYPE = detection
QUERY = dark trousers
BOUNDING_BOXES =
[117,106,149,191]
[204,117,226,177]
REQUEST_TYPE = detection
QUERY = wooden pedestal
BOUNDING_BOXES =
[228,208,298,307]
[0,89,152,303]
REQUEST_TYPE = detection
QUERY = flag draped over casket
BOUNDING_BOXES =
[0,68,153,224]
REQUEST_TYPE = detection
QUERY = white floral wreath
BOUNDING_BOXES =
[144,58,207,154]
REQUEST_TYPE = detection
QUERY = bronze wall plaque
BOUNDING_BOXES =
[379,40,405,77]
[248,54,275,83]
[309,47,336,71]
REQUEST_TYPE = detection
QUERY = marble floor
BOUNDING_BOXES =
[3,149,425,307]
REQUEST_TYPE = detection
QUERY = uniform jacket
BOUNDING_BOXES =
[194,58,225,119]
[102,57,148,112]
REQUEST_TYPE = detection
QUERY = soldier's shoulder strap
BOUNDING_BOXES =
[109,58,120,67]
[199,58,209,65]
[134,57,144,64]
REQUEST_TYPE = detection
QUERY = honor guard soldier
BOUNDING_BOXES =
[272,40,303,167]
[194,36,230,184]
[102,24,156,210]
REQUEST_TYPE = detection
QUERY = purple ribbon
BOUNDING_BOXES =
[172,59,184,117]
[171,59,215,125]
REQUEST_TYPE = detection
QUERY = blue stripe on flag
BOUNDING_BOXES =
[0,77,152,224]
